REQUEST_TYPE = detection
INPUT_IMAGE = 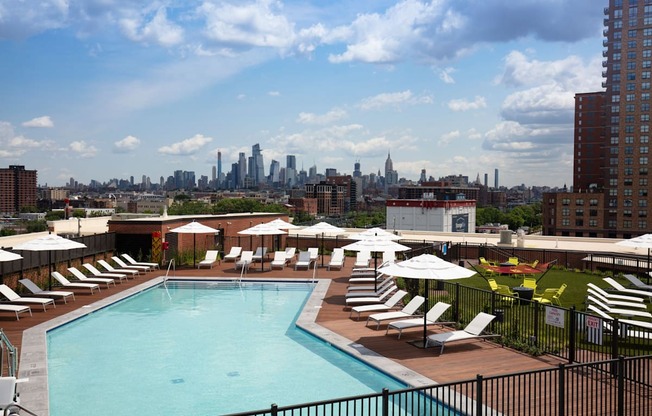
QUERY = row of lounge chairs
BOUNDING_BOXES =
[345,271,498,353]
[0,254,158,320]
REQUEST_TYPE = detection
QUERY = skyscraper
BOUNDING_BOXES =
[217,150,222,188]
[0,165,37,215]
[238,152,246,188]
[286,155,297,187]
[353,160,361,178]
[494,169,499,189]
[252,143,264,185]
[603,0,651,236]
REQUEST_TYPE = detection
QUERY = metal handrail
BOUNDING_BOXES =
[0,329,17,377]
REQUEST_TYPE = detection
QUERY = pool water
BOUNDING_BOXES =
[47,281,407,415]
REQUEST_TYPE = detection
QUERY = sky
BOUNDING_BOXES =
[0,0,605,188]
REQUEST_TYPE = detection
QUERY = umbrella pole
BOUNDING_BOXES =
[321,233,324,268]
[193,235,197,268]
[261,235,264,272]
[48,250,52,291]
[423,279,428,348]
[374,253,378,292]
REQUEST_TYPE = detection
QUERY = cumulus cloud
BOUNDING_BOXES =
[158,134,213,155]
[296,108,347,125]
[120,7,184,47]
[438,130,461,147]
[268,91,280,96]
[439,67,456,84]
[69,140,98,158]
[448,96,486,112]
[199,0,295,51]
[358,90,432,110]
[114,135,141,153]
[22,116,54,128]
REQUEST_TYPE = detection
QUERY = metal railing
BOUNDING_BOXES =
[0,329,17,377]
[225,355,652,416]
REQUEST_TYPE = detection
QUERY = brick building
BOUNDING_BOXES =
[0,165,37,215]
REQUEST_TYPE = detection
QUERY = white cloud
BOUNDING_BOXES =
[358,90,432,110]
[158,134,213,155]
[120,7,184,47]
[296,108,347,125]
[439,67,456,84]
[199,0,295,50]
[448,96,486,111]
[9,136,41,148]
[22,116,54,128]
[114,135,141,153]
[438,130,460,147]
[69,141,98,158]
[268,91,281,96]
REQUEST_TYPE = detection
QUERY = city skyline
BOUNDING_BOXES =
[0,1,603,187]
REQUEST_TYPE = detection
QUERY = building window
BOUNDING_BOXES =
[639,220,648,229]
[590,209,599,217]
[642,125,650,132]
[644,93,651,100]
[640,178,648,186]
[626,94,636,101]
[644,71,652,79]
[639,210,647,217]
[612,136,620,144]
[590,199,598,206]
[640,189,649,197]
[624,220,632,228]
[575,209,584,216]
[640,157,649,164]
[639,199,648,207]
[624,189,633,196]
[561,198,570,205]
[562,208,570,216]
[612,94,621,102]
[575,219,584,226]
[625,136,634,144]
[576,199,584,205]
[624,210,633,217]
[624,146,633,154]
[625,157,633,165]
[642,146,649,153]
[625,167,634,175]
[610,189,619,196]
[642,115,651,122]
[644,82,652,89]
[642,135,650,143]
[625,178,633,185]
[644,50,652,58]
[641,167,649,175]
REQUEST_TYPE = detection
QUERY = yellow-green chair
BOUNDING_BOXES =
[494,284,517,305]
[533,284,567,306]
[508,257,519,266]
[487,278,499,291]
[479,257,497,266]
[520,277,537,291]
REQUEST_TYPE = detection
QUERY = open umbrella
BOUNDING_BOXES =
[379,253,476,348]
[348,227,400,241]
[301,222,346,267]
[615,234,652,273]
[170,221,220,268]
[0,249,22,284]
[13,234,87,290]
[238,223,286,271]
[342,238,410,291]
[267,218,299,252]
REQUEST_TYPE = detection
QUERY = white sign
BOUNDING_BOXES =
[545,307,565,328]
[585,315,603,345]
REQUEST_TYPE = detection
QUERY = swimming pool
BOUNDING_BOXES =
[46,280,409,415]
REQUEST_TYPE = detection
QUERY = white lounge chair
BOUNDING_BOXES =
[387,302,454,339]
[327,248,345,270]
[345,285,397,306]
[604,277,652,299]
[586,295,652,319]
[270,251,288,269]
[121,253,159,269]
[354,251,371,268]
[83,263,128,283]
[425,312,499,354]
[19,278,75,304]
[113,256,150,272]
[366,296,425,329]
[252,247,268,263]
[198,250,220,269]
[308,248,319,263]
[294,251,313,270]
[223,247,242,262]
[382,250,396,265]
[349,290,408,320]
[347,277,394,292]
[284,247,296,263]
[348,272,385,285]
[52,272,100,294]
[235,251,253,271]
[0,376,23,413]
[587,283,645,303]
[0,284,55,312]
[98,259,140,276]
[586,288,647,310]
[68,267,116,288]
[624,274,652,291]
[345,280,396,298]
[0,302,31,320]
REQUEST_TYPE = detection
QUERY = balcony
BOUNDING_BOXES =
[604,29,609,36]
[603,60,608,67]
[604,7,609,15]
[603,50,609,57]
[603,40,609,47]
[602,71,608,78]
[604,18,609,25]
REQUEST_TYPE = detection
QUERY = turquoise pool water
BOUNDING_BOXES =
[47,281,407,415]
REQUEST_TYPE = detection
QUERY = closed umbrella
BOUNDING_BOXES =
[14,234,87,290]
[379,254,476,348]
[301,222,346,267]
[342,238,410,291]
[238,223,286,271]
[170,221,220,268]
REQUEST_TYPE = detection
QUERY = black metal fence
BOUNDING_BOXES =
[429,281,652,363]
[226,355,652,416]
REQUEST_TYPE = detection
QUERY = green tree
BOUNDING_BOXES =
[45,211,66,221]
[168,201,211,215]
[25,220,48,233]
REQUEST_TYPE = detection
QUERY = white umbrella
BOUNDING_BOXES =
[348,227,400,241]
[301,222,346,267]
[14,234,87,290]
[615,234,652,272]
[342,238,410,291]
[170,221,220,267]
[238,223,286,271]
[0,249,22,262]
[267,218,299,230]
[379,254,476,347]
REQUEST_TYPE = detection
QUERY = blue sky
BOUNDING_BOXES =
[0,0,604,188]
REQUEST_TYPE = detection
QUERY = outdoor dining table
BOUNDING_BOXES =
[511,286,534,305]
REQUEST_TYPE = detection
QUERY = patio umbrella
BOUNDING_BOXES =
[0,249,22,284]
[238,223,286,271]
[170,221,220,268]
[615,234,652,273]
[342,238,410,291]
[379,254,476,348]
[348,227,400,241]
[301,222,346,267]
[267,218,299,252]
[13,234,87,290]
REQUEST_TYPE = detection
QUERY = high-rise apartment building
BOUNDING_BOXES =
[252,143,264,185]
[0,165,37,215]
[217,151,222,188]
[544,0,652,238]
